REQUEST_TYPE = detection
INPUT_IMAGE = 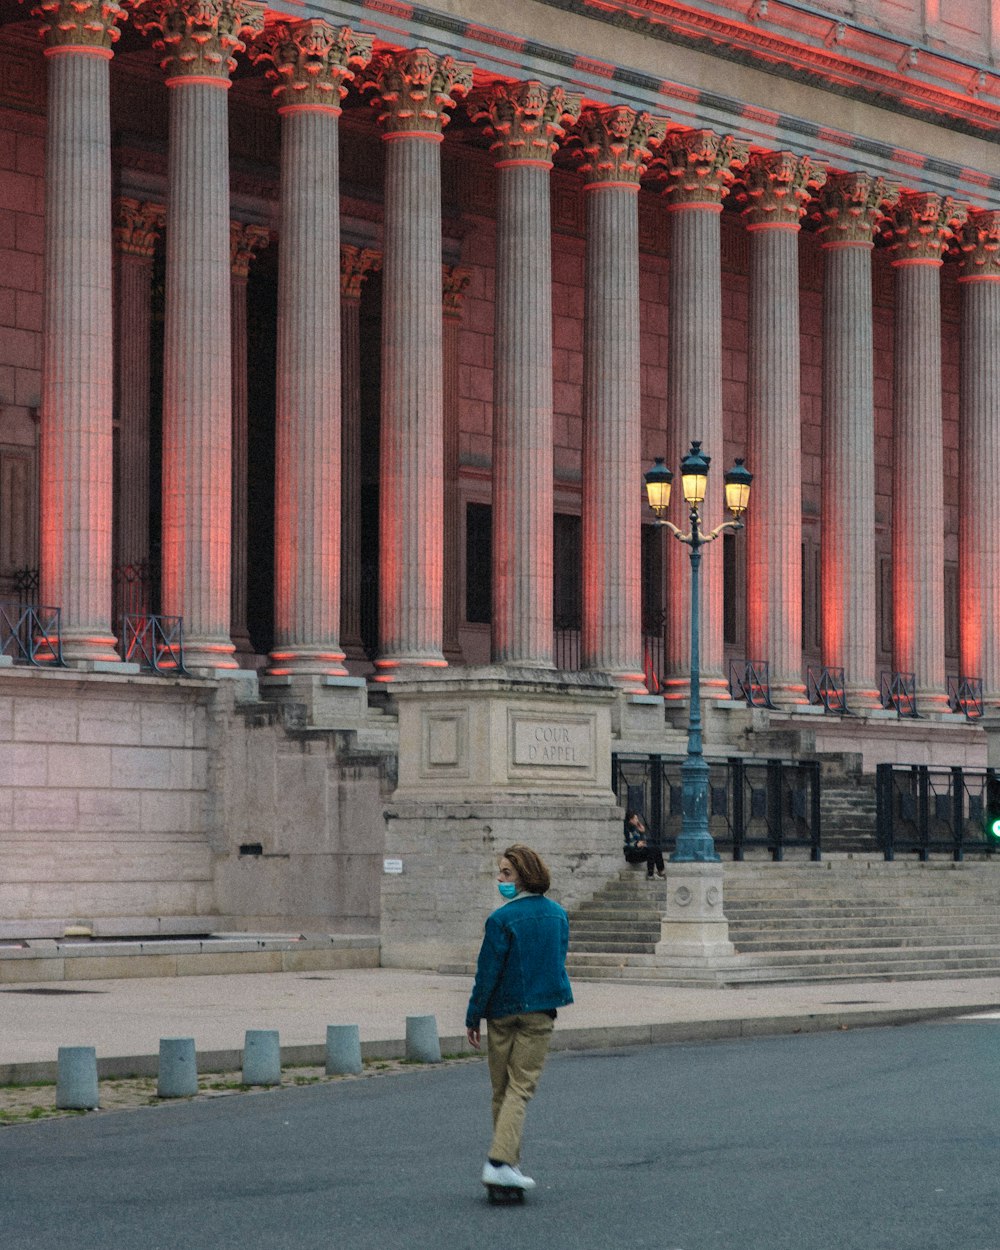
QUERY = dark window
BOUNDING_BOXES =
[465,502,491,624]
[553,513,581,629]
[641,524,664,635]
[723,532,738,646]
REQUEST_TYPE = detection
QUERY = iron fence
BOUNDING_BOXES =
[113,560,156,627]
[880,670,918,717]
[728,659,774,708]
[121,614,186,674]
[613,753,822,861]
[553,620,580,671]
[947,675,984,720]
[0,601,65,666]
[807,665,847,713]
[876,764,998,860]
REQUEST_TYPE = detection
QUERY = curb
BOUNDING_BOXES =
[0,1003,991,1087]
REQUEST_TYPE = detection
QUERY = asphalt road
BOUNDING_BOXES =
[1,1018,997,1250]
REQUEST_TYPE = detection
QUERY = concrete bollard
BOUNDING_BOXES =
[405,1014,441,1063]
[56,1046,99,1110]
[242,1029,281,1086]
[157,1037,198,1098]
[326,1024,363,1076]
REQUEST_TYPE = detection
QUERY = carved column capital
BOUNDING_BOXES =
[362,48,473,137]
[889,191,968,263]
[817,171,899,245]
[469,80,582,165]
[252,19,373,110]
[442,264,472,319]
[651,129,747,207]
[958,208,1000,278]
[740,151,826,227]
[340,244,382,301]
[571,106,666,186]
[113,196,165,258]
[134,0,265,83]
[230,221,269,280]
[34,0,124,51]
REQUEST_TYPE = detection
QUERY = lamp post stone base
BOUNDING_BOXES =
[654,862,735,961]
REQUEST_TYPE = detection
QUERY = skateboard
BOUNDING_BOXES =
[484,1182,526,1205]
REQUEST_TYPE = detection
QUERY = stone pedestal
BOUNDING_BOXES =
[258,673,369,730]
[381,668,621,968]
[654,862,735,961]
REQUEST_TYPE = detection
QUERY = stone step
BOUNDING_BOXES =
[566,945,1000,972]
[725,909,1000,926]
[732,931,1000,952]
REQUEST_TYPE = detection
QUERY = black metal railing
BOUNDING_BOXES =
[876,764,998,860]
[553,619,581,671]
[728,659,774,708]
[612,753,822,861]
[880,670,918,717]
[947,675,984,720]
[807,665,848,713]
[0,601,65,666]
[121,613,186,674]
[10,566,40,614]
[641,611,665,695]
[113,560,156,627]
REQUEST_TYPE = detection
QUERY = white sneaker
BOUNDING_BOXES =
[481,1161,536,1190]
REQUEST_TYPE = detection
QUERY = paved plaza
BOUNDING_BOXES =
[1,968,999,1081]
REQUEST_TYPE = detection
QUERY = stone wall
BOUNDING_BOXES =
[0,670,389,937]
[380,798,623,970]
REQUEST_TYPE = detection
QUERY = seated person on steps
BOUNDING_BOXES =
[623,809,665,880]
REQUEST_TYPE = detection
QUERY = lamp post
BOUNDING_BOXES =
[645,441,752,861]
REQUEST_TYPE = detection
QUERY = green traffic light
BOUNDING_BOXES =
[990,817,1000,843]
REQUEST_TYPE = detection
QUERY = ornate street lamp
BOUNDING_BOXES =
[644,442,752,861]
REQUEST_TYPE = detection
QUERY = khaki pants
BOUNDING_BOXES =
[486,1011,555,1165]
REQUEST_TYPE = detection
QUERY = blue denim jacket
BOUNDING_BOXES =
[465,893,574,1029]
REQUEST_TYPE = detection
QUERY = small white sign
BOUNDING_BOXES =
[383,858,404,875]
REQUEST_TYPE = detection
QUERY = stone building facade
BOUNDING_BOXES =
[2,0,1000,965]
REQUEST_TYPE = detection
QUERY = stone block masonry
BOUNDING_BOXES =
[0,670,390,938]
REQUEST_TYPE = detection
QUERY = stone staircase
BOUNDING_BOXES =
[565,857,1000,985]
[817,763,879,854]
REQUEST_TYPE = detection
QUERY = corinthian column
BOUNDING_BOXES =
[136,0,265,670]
[817,173,898,708]
[958,210,1000,705]
[575,106,665,691]
[741,152,826,704]
[363,49,473,678]
[889,192,968,712]
[229,221,269,662]
[470,81,582,667]
[255,22,373,677]
[652,130,746,702]
[340,244,382,661]
[36,0,125,664]
[442,264,472,663]
[112,197,164,592]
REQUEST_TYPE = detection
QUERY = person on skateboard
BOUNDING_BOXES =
[465,844,574,1197]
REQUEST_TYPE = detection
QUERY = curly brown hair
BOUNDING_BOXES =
[501,844,551,895]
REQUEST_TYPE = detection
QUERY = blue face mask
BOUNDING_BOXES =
[497,882,518,900]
